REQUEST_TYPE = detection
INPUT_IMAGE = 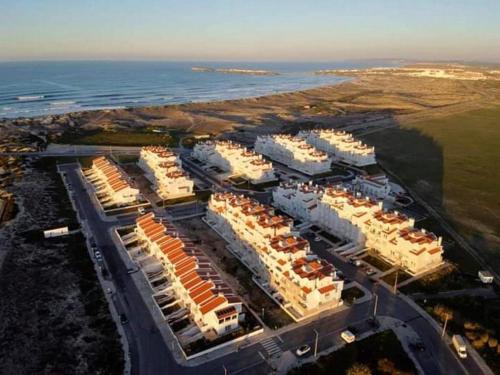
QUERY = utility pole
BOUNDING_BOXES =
[223,365,227,375]
[393,269,399,294]
[441,314,449,338]
[261,307,265,320]
[314,329,319,358]
[373,293,378,317]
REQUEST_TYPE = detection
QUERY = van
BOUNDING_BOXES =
[341,330,356,343]
[452,335,467,359]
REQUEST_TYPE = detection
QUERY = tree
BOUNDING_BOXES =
[347,363,372,375]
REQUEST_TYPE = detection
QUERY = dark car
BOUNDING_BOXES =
[120,314,129,325]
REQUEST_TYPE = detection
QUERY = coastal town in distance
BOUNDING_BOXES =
[1,2,500,375]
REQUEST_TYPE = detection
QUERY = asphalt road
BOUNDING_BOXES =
[59,162,486,375]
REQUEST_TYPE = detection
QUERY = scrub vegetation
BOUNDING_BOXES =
[0,158,123,375]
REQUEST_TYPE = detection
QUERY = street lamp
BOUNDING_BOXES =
[441,314,450,338]
[314,329,319,358]
[373,293,379,317]
[393,269,399,294]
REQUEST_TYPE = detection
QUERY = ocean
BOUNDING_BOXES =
[0,60,398,119]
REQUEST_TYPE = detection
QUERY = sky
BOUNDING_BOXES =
[1,0,500,62]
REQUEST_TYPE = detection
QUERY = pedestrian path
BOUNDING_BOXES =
[260,337,282,357]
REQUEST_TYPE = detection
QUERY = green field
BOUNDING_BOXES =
[55,129,182,147]
[363,106,500,272]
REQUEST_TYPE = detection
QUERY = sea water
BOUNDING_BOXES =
[0,60,398,118]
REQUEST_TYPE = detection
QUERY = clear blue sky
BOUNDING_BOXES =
[1,0,499,61]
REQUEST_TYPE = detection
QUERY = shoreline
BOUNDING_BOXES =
[0,76,351,122]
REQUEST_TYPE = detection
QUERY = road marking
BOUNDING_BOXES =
[260,337,282,357]
[258,351,266,360]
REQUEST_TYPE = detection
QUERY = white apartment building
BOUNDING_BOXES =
[192,140,276,183]
[298,129,376,167]
[273,181,324,223]
[254,134,331,175]
[135,212,242,337]
[138,146,194,200]
[90,156,141,206]
[351,173,391,200]
[274,183,443,274]
[207,192,343,318]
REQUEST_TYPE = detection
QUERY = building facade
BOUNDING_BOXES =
[273,182,443,274]
[254,134,331,175]
[298,129,376,167]
[138,146,194,200]
[90,156,141,206]
[207,192,343,318]
[135,212,242,337]
[192,140,276,183]
[351,173,391,200]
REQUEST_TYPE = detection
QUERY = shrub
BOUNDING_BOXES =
[479,332,490,344]
[464,321,480,331]
[488,337,498,348]
[472,339,485,350]
[347,363,372,375]
[433,304,454,322]
[465,331,478,341]
[377,358,396,373]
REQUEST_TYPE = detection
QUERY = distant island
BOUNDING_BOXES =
[192,66,278,76]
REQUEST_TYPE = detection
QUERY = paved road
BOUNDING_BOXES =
[0,145,142,157]
[59,163,486,375]
[312,247,488,375]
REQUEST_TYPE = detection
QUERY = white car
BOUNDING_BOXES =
[341,330,356,343]
[295,345,311,356]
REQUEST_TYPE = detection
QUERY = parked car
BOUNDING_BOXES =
[350,259,362,267]
[452,335,467,359]
[314,236,322,242]
[120,314,129,325]
[341,330,356,343]
[410,341,426,352]
[366,268,376,276]
[127,267,139,274]
[94,251,102,259]
[295,345,311,357]
[138,207,146,215]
